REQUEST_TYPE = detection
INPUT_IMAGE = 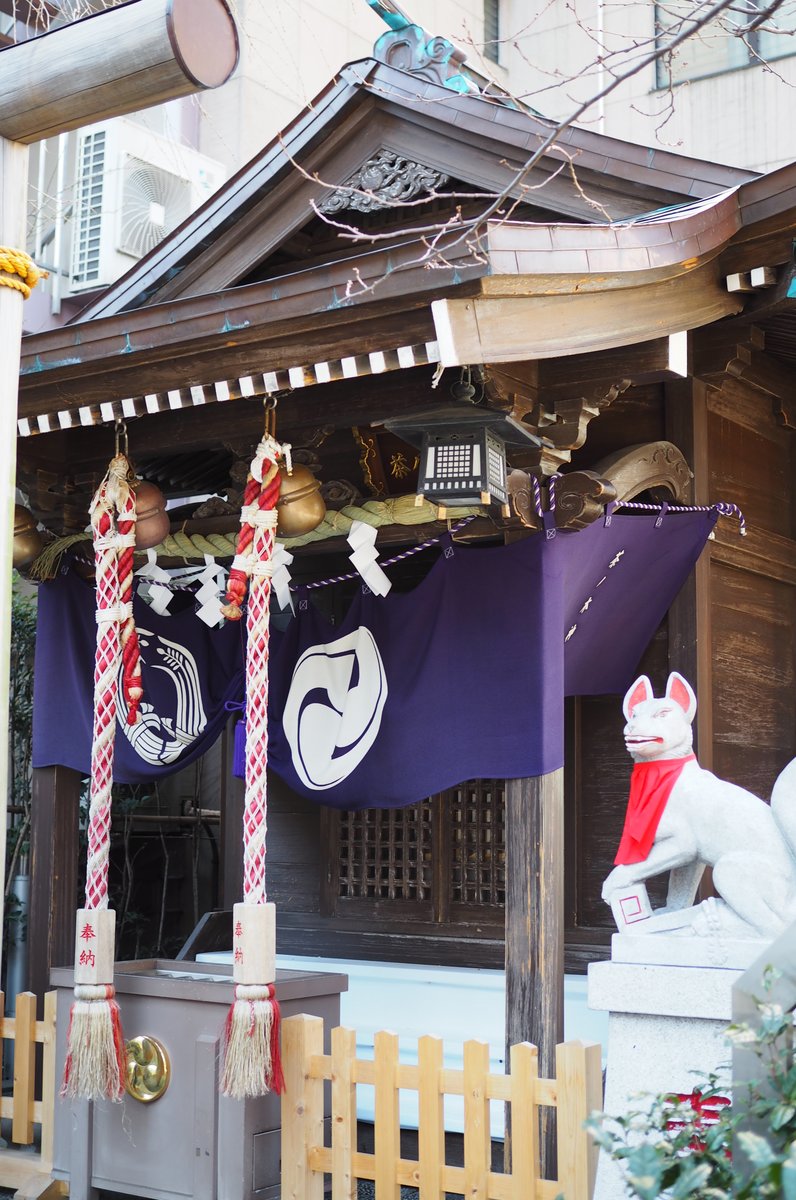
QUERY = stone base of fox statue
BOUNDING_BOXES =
[588,922,765,1200]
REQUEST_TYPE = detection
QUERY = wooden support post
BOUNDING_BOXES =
[665,375,714,765]
[417,1035,445,1200]
[11,991,36,1145]
[374,1030,401,1200]
[509,1042,540,1198]
[40,991,58,1171]
[331,1026,357,1200]
[28,767,81,1004]
[463,1041,491,1199]
[555,1041,602,1200]
[666,375,716,903]
[281,1014,324,1200]
[504,769,565,1172]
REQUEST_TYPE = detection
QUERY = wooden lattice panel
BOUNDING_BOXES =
[338,804,433,901]
[450,780,506,907]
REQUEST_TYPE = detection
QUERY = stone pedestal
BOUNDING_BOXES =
[588,934,765,1200]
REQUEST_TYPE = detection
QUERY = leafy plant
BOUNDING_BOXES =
[588,968,796,1198]
[6,581,37,890]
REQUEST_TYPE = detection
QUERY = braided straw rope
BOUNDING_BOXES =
[0,247,46,299]
[29,496,485,579]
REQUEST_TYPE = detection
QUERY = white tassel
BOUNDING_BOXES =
[220,984,284,1100]
[61,984,126,1102]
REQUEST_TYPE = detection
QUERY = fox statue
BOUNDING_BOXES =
[601,671,796,940]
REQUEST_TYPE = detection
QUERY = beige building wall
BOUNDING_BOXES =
[196,0,493,173]
[500,0,796,174]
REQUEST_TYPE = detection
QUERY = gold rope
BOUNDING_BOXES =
[29,496,485,579]
[0,247,47,299]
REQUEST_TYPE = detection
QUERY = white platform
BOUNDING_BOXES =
[588,953,744,1200]
[199,951,609,1136]
[610,931,765,969]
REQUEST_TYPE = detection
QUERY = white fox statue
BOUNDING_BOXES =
[602,671,796,940]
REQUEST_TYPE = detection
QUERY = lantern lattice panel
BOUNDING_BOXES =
[338,805,433,901]
[449,779,506,907]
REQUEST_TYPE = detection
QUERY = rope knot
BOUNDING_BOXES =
[234,984,275,1002]
[0,247,47,299]
[74,984,116,1002]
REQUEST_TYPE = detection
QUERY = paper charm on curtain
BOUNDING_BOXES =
[347,520,392,595]
[136,549,173,616]
[270,544,294,613]
[194,555,227,628]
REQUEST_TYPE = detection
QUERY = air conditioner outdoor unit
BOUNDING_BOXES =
[68,118,225,293]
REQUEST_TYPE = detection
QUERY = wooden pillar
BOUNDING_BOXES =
[666,372,714,902]
[665,375,713,765]
[505,767,565,1173]
[28,766,82,1005]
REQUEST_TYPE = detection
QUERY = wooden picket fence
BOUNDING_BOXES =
[281,1013,602,1200]
[0,991,64,1200]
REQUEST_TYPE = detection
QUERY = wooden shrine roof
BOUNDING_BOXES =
[15,49,796,537]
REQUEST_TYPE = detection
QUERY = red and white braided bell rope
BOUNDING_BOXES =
[62,453,142,1102]
[219,434,287,1098]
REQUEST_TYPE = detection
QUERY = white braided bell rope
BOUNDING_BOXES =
[84,458,131,911]
[242,441,280,907]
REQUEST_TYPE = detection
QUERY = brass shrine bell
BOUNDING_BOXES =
[134,480,170,550]
[13,505,44,569]
[276,463,326,537]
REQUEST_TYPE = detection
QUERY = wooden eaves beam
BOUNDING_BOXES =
[433,265,743,366]
[18,264,484,417]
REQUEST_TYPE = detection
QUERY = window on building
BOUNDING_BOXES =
[484,0,500,63]
[655,0,796,86]
[330,779,506,928]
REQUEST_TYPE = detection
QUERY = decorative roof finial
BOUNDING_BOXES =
[365,0,412,32]
[365,0,480,94]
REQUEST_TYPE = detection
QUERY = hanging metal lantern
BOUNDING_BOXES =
[276,463,326,537]
[384,403,543,515]
[13,505,44,569]
[134,480,170,550]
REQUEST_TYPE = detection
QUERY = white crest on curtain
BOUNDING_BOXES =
[283,626,388,789]
[117,628,208,765]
